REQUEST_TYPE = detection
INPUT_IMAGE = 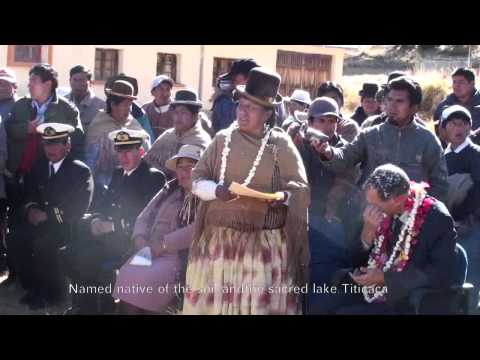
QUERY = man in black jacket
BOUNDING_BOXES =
[442,105,480,310]
[328,164,456,314]
[351,83,381,127]
[14,123,93,310]
[64,128,166,314]
[298,97,361,315]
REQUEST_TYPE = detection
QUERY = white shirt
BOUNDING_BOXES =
[396,211,410,225]
[123,165,140,177]
[154,103,170,114]
[50,158,65,176]
[444,138,472,155]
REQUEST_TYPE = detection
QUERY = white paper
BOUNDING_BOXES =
[129,246,153,266]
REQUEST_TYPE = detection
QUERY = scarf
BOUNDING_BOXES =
[32,96,53,124]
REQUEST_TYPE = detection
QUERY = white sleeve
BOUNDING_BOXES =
[192,180,218,201]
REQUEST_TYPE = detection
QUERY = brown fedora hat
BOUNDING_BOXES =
[235,67,282,108]
[105,74,138,98]
[105,80,138,100]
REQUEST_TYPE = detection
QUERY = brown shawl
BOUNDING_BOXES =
[85,110,149,181]
[191,127,310,286]
[143,119,212,175]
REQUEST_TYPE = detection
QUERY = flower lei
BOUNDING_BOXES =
[364,182,435,303]
[218,122,271,186]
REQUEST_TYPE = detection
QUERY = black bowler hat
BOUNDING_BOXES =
[235,67,282,109]
[170,89,203,108]
[359,83,379,98]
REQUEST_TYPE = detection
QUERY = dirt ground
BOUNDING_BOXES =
[1,272,478,315]
[0,273,70,315]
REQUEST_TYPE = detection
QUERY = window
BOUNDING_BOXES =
[212,57,237,86]
[95,48,119,81]
[157,53,177,83]
[276,50,332,99]
[15,46,41,62]
[7,45,52,67]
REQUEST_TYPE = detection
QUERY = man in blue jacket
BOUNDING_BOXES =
[211,58,259,133]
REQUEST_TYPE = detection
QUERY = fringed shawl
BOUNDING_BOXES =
[143,120,211,175]
[133,179,199,241]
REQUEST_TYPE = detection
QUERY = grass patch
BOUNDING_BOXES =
[342,71,451,122]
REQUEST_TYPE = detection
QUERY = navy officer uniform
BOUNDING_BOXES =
[17,123,93,310]
[64,128,166,314]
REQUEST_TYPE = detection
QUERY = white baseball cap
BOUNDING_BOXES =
[285,89,312,106]
[151,75,174,91]
[440,105,472,127]
[0,68,17,84]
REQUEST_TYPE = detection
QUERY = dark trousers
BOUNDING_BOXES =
[4,175,27,282]
[5,225,34,289]
[31,230,67,301]
[63,223,127,313]
[458,224,480,311]
[8,214,67,300]
[306,215,352,314]
[0,198,7,273]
